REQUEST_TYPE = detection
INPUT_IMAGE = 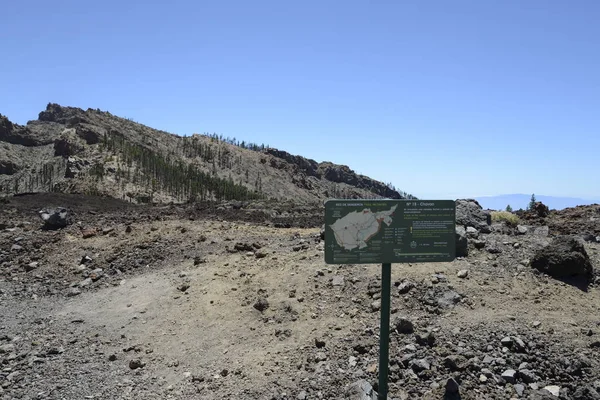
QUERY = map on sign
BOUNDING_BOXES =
[324,200,456,264]
[330,205,397,250]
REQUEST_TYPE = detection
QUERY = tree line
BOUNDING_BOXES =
[99,132,263,202]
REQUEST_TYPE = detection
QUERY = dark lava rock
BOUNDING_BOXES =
[415,331,436,347]
[129,359,145,369]
[444,355,469,371]
[455,199,492,233]
[530,235,594,280]
[393,317,414,334]
[234,242,254,252]
[397,280,414,294]
[39,207,70,230]
[253,298,269,312]
[572,385,600,400]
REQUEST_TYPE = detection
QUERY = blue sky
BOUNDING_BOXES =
[2,0,599,200]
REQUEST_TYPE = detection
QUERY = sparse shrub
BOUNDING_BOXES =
[491,211,520,226]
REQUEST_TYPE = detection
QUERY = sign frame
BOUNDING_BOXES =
[323,199,456,400]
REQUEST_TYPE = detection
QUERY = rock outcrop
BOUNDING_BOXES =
[455,199,492,233]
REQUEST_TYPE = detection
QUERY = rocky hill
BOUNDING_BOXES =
[0,104,415,205]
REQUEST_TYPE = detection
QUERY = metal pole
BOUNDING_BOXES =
[378,263,391,400]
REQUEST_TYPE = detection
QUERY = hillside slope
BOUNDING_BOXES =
[0,104,415,205]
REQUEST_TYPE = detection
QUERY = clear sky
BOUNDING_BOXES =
[2,0,599,200]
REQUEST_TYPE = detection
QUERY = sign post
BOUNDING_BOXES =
[324,199,456,400]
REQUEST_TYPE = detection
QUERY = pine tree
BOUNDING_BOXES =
[527,194,536,210]
[505,204,513,212]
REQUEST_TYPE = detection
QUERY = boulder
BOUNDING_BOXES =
[530,235,594,281]
[39,207,70,230]
[455,199,492,233]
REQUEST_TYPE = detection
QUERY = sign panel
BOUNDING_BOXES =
[324,199,456,264]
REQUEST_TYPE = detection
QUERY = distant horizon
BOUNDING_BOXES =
[4,105,599,202]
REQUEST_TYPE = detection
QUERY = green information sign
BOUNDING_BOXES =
[324,199,456,264]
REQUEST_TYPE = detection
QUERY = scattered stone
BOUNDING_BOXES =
[444,355,468,371]
[415,331,436,347]
[297,390,308,400]
[514,384,525,396]
[393,317,414,334]
[25,262,38,272]
[253,298,269,312]
[486,241,503,254]
[82,228,97,239]
[543,385,561,397]
[370,300,381,312]
[473,239,486,249]
[234,242,254,252]
[519,369,540,384]
[129,359,145,369]
[108,354,117,361]
[457,269,469,278]
[255,249,268,259]
[332,275,345,286]
[177,284,190,292]
[0,344,15,353]
[193,256,207,265]
[513,337,527,352]
[517,225,528,235]
[345,379,375,400]
[67,288,82,297]
[125,225,133,233]
[501,369,517,384]
[572,385,600,400]
[315,338,326,348]
[410,358,431,372]
[11,244,22,252]
[397,280,414,294]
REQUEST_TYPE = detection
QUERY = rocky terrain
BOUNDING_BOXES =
[0,194,599,400]
[0,104,414,205]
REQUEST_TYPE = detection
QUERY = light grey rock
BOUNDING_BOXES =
[345,379,376,400]
[501,369,517,384]
[332,275,345,286]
